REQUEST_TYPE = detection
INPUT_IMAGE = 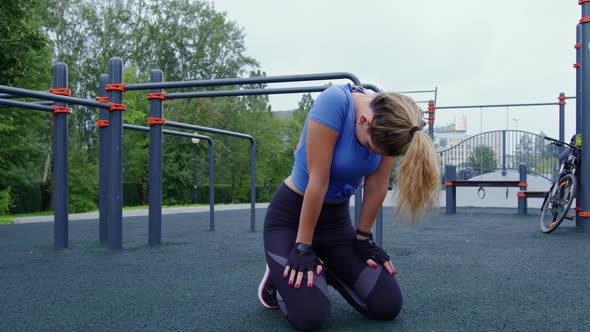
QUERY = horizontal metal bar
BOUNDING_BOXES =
[0,92,46,99]
[0,85,110,109]
[123,124,212,141]
[566,96,576,100]
[436,102,558,110]
[166,85,331,100]
[451,180,521,187]
[0,100,54,109]
[165,121,254,142]
[361,84,381,93]
[415,100,431,104]
[124,72,361,91]
[395,89,437,94]
[0,98,55,112]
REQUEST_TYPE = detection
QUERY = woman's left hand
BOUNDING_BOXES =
[352,236,397,276]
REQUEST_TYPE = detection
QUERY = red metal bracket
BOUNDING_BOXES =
[49,88,71,96]
[147,117,166,125]
[516,193,527,198]
[579,0,590,4]
[105,83,127,92]
[580,16,590,24]
[96,96,109,103]
[574,63,581,68]
[108,102,126,111]
[52,105,72,114]
[428,101,436,113]
[575,207,582,212]
[575,43,582,49]
[147,92,167,101]
[96,119,110,127]
[579,211,590,217]
[518,182,528,187]
[444,182,454,187]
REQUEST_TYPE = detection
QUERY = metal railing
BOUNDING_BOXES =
[438,130,561,182]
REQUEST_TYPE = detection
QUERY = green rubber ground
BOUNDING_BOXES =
[1,208,589,331]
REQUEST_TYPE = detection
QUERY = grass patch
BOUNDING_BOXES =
[0,217,13,224]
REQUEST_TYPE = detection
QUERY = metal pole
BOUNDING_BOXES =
[354,186,362,227]
[428,100,435,139]
[0,99,55,112]
[207,140,215,231]
[164,121,253,231]
[0,85,110,109]
[124,72,361,91]
[52,63,69,249]
[107,58,124,249]
[502,130,507,176]
[579,3,590,232]
[445,165,456,214]
[165,86,332,99]
[250,142,256,232]
[375,206,383,246]
[98,74,110,245]
[518,163,527,215]
[0,100,54,109]
[193,144,198,204]
[559,92,565,143]
[148,70,164,246]
[576,24,583,230]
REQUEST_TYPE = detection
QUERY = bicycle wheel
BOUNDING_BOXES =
[540,173,577,233]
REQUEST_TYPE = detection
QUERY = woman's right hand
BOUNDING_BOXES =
[283,242,323,289]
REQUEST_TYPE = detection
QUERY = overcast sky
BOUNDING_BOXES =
[210,0,579,138]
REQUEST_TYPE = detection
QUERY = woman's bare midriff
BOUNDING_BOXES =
[283,176,348,205]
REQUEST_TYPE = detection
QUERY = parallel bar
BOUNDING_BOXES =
[0,99,54,112]
[98,74,110,245]
[576,23,583,230]
[123,124,211,140]
[362,84,381,93]
[437,102,559,110]
[123,124,216,231]
[164,121,256,231]
[125,72,361,91]
[107,58,124,249]
[395,89,437,94]
[0,85,110,109]
[0,100,54,109]
[580,1,590,232]
[53,63,69,249]
[165,86,330,100]
[559,92,565,144]
[148,70,164,246]
[0,92,48,99]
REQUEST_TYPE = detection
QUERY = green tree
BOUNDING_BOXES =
[469,145,497,174]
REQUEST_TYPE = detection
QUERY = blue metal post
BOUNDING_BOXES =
[445,165,456,214]
[53,63,69,249]
[518,163,527,215]
[107,58,124,249]
[502,130,507,176]
[580,4,590,232]
[428,100,435,139]
[208,139,215,231]
[250,143,256,232]
[375,206,383,246]
[354,186,363,227]
[576,24,583,230]
[98,74,109,244]
[148,70,164,245]
[559,92,565,144]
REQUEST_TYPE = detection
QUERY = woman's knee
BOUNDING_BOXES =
[286,297,331,331]
[365,275,403,320]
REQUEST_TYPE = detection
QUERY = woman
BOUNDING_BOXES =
[258,84,440,331]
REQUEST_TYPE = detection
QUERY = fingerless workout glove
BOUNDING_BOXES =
[352,237,391,264]
[286,242,320,273]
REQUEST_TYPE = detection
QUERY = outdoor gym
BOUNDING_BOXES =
[1,1,589,331]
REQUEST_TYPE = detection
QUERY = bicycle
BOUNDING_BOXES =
[540,135,582,233]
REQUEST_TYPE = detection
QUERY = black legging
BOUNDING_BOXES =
[263,183,403,331]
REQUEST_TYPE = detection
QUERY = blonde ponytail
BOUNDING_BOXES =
[368,93,440,223]
[394,131,440,223]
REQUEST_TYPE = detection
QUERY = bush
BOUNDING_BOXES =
[0,188,13,215]
[69,194,97,213]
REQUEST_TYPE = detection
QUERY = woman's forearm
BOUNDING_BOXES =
[357,178,389,234]
[295,180,328,245]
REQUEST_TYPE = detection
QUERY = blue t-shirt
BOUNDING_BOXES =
[291,84,382,202]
